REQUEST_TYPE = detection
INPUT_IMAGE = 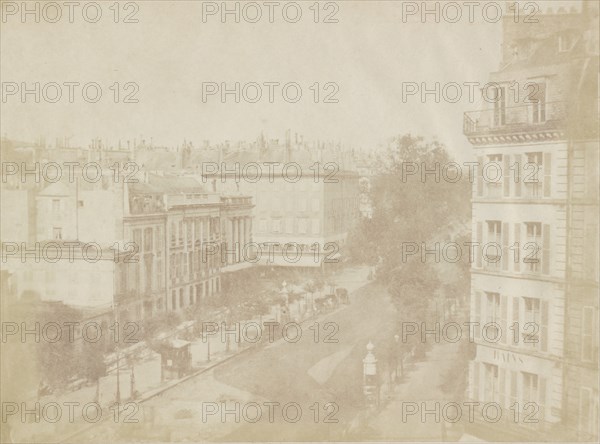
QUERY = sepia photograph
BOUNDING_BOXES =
[0,0,598,442]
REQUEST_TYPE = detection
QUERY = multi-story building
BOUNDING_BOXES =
[220,194,255,272]
[463,3,598,440]
[2,165,251,324]
[204,156,360,269]
[125,174,231,317]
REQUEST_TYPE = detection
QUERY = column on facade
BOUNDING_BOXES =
[238,217,244,263]
[227,218,233,264]
[235,217,243,263]
[246,216,251,243]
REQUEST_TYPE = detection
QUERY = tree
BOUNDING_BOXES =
[389,260,439,318]
[33,302,82,388]
[347,134,471,279]
[78,340,107,401]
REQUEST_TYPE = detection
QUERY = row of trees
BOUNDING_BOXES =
[5,296,108,394]
[347,134,472,359]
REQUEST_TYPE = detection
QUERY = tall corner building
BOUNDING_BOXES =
[463,3,599,441]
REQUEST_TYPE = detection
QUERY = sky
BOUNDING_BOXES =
[0,0,583,161]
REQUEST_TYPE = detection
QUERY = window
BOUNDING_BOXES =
[483,363,499,403]
[522,372,538,405]
[298,218,308,234]
[529,83,546,123]
[492,86,506,126]
[486,155,503,198]
[524,222,542,272]
[485,221,502,269]
[272,219,282,234]
[78,200,84,208]
[156,226,163,253]
[194,219,201,243]
[133,229,142,252]
[521,372,545,425]
[202,219,209,241]
[485,292,501,341]
[581,306,596,362]
[579,387,600,437]
[312,219,321,235]
[170,222,177,246]
[53,227,62,240]
[156,257,163,289]
[144,228,153,251]
[171,290,176,310]
[485,292,500,323]
[584,225,598,279]
[285,218,294,234]
[524,152,543,198]
[179,288,184,308]
[523,297,540,347]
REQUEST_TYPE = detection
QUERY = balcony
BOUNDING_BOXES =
[129,195,165,215]
[165,193,217,208]
[221,196,253,206]
[464,102,567,145]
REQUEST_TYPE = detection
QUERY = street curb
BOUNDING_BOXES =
[58,345,257,443]
[58,271,368,442]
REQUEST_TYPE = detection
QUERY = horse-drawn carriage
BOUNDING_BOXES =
[336,287,350,305]
[314,286,350,311]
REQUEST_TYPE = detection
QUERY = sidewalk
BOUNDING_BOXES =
[362,340,464,441]
[6,265,369,444]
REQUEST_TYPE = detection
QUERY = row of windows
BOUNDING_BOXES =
[472,291,549,352]
[170,278,220,311]
[255,179,322,192]
[132,226,164,253]
[473,291,598,363]
[169,217,220,246]
[474,220,550,275]
[476,152,551,199]
[488,82,546,127]
[117,256,164,294]
[257,197,320,213]
[473,367,599,435]
[472,361,547,425]
[258,218,321,235]
[169,250,218,279]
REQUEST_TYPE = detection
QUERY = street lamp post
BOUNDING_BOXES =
[280,281,289,322]
[130,366,136,400]
[116,350,121,405]
[362,341,378,407]
[281,281,289,306]
[206,334,211,362]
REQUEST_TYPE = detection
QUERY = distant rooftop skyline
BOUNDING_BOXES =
[1,1,589,161]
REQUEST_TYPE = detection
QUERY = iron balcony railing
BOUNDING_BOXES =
[463,101,567,136]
